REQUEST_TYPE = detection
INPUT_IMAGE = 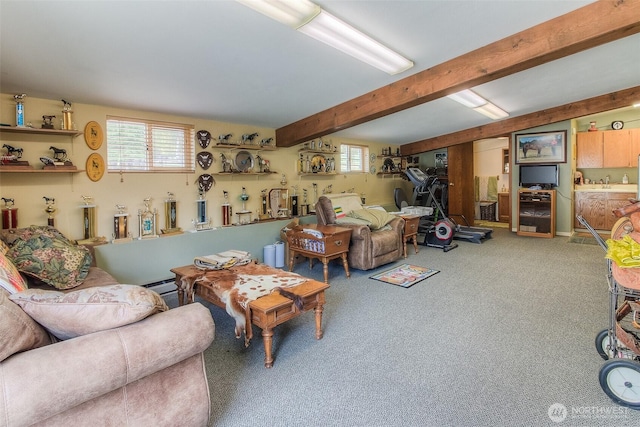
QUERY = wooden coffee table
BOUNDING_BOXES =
[171,264,329,368]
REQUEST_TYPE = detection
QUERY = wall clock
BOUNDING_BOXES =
[84,121,103,150]
[86,153,105,182]
[611,120,624,130]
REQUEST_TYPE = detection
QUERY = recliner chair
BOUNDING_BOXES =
[315,193,404,271]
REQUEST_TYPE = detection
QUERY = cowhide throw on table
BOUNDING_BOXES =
[180,262,307,346]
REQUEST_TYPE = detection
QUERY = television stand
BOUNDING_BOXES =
[517,189,556,238]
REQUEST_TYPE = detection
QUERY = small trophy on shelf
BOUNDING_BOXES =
[161,192,182,236]
[1,198,18,229]
[137,197,158,239]
[42,115,56,129]
[113,204,133,243]
[236,187,251,224]
[193,190,213,231]
[43,196,56,227]
[259,189,270,220]
[78,195,107,245]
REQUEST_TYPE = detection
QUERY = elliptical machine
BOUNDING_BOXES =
[405,168,458,252]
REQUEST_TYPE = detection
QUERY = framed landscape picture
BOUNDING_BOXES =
[515,130,566,164]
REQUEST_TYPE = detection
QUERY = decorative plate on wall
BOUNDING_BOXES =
[196,130,211,148]
[235,150,254,172]
[197,174,214,192]
[196,151,213,170]
[84,121,103,150]
[86,153,105,182]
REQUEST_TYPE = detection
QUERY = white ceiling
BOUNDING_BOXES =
[1,0,639,146]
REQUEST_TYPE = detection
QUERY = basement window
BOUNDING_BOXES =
[340,143,369,173]
[106,116,195,173]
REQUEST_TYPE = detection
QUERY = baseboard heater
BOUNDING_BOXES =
[142,279,177,296]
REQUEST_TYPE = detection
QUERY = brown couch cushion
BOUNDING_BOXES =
[348,209,397,230]
[10,285,168,340]
[0,289,52,362]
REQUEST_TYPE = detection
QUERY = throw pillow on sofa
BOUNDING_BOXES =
[1,289,52,361]
[9,284,169,340]
[0,250,27,294]
[6,233,92,290]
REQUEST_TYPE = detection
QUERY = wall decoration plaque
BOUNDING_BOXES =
[86,153,105,182]
[84,121,103,150]
[196,130,211,148]
[196,151,213,170]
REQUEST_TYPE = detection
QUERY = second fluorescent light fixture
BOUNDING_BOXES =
[447,89,509,120]
[236,0,414,75]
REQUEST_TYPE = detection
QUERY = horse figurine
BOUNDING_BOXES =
[49,146,67,161]
[2,144,23,159]
[218,134,232,144]
[260,137,273,147]
[241,133,258,144]
[220,153,233,173]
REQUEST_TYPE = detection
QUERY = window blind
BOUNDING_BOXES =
[107,116,195,172]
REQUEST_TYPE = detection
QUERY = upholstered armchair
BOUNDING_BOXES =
[315,193,404,270]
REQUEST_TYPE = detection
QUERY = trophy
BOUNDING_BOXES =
[259,189,270,220]
[43,196,56,227]
[1,144,28,168]
[236,187,251,224]
[310,183,318,213]
[78,196,107,245]
[290,185,299,216]
[137,197,158,239]
[301,189,309,216]
[193,190,212,231]
[14,94,26,127]
[1,198,18,229]
[61,99,74,130]
[161,192,182,235]
[113,204,133,243]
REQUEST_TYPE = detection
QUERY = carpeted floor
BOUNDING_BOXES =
[166,228,640,426]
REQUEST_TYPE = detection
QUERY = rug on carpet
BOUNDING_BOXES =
[370,264,439,288]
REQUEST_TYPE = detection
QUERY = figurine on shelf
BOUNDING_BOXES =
[2,144,23,159]
[42,115,56,129]
[218,133,232,144]
[241,133,258,144]
[49,146,67,162]
[220,153,233,173]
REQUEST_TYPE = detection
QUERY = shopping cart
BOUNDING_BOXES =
[577,214,640,409]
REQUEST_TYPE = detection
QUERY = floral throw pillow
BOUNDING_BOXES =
[6,234,91,290]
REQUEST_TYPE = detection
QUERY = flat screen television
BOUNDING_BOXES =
[519,164,558,189]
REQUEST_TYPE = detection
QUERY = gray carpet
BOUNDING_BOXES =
[167,228,640,426]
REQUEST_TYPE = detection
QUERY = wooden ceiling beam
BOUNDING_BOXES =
[275,0,640,147]
[400,85,640,155]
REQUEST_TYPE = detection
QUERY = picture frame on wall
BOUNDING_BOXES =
[434,152,447,167]
[515,130,566,164]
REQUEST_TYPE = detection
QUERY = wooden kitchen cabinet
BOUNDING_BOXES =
[577,132,603,168]
[577,129,640,169]
[574,191,635,231]
[574,192,606,230]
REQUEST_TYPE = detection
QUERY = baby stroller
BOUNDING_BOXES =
[577,213,640,409]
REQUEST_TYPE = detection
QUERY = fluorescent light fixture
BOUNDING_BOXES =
[236,0,414,75]
[235,0,319,28]
[447,89,509,120]
[446,90,487,108]
[473,103,509,120]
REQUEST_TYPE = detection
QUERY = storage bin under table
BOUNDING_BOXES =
[286,224,352,284]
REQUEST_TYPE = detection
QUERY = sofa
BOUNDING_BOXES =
[0,226,215,426]
[315,193,404,270]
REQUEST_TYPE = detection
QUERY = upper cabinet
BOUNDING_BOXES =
[577,129,640,168]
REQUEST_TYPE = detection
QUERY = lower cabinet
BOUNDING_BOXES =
[574,192,635,231]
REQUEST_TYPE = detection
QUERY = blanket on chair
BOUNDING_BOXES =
[179,262,307,345]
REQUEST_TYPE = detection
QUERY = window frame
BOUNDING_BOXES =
[340,143,369,174]
[106,116,195,173]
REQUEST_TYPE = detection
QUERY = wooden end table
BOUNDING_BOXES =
[170,264,329,368]
[398,214,420,258]
[286,224,351,284]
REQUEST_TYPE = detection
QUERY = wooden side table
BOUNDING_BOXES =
[286,224,351,284]
[398,214,420,258]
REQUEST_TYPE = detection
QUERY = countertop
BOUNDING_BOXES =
[574,184,638,193]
